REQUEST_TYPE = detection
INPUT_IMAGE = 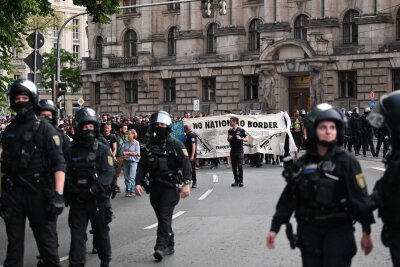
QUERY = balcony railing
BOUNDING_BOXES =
[109,57,138,68]
[87,60,102,70]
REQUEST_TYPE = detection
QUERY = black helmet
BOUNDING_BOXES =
[8,79,39,111]
[73,108,100,137]
[150,111,173,132]
[364,106,371,115]
[368,90,400,133]
[352,107,359,115]
[38,99,58,125]
[304,103,347,147]
[300,109,306,116]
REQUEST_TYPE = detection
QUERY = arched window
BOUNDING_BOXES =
[124,29,137,57]
[249,19,262,51]
[168,27,178,56]
[343,10,359,44]
[95,36,103,61]
[207,23,218,54]
[294,14,309,40]
[397,9,400,40]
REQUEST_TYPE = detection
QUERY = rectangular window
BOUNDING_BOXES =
[72,19,79,40]
[163,79,176,102]
[125,81,138,103]
[202,77,216,101]
[168,0,180,10]
[123,0,137,14]
[14,74,20,80]
[53,26,59,39]
[94,82,100,104]
[338,71,357,98]
[73,45,80,60]
[244,75,259,100]
[393,69,400,91]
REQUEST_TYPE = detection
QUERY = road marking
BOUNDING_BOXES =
[198,189,213,200]
[144,211,186,230]
[213,174,218,183]
[60,256,69,262]
[371,167,385,172]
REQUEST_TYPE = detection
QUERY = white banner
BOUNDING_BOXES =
[185,112,297,158]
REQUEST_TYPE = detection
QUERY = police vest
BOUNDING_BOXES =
[379,159,400,229]
[3,118,49,178]
[293,162,348,222]
[146,143,180,182]
[70,141,100,189]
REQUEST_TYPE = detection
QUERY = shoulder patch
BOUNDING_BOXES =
[355,173,366,189]
[182,148,189,157]
[52,135,60,147]
[108,156,114,166]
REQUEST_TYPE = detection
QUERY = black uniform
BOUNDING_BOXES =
[228,127,247,185]
[184,130,197,185]
[375,125,389,158]
[1,114,66,267]
[349,113,362,156]
[271,148,374,266]
[65,139,115,267]
[135,135,191,254]
[360,113,376,157]
[372,151,400,266]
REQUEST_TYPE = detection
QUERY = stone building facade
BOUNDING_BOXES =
[81,0,400,116]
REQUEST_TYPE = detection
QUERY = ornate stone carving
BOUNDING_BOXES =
[259,69,276,111]
[309,65,324,105]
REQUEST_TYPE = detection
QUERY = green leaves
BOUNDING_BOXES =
[41,48,82,93]
[73,0,120,23]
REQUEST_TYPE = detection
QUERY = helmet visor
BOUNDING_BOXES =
[367,107,385,128]
[152,112,172,126]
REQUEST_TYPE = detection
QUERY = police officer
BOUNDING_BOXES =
[38,99,71,158]
[184,123,197,188]
[266,103,374,266]
[0,79,66,267]
[368,90,400,266]
[135,111,191,262]
[349,107,363,156]
[375,123,389,158]
[361,107,376,157]
[65,108,115,267]
[291,110,304,158]
[344,110,352,152]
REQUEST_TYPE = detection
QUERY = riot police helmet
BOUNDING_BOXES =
[300,109,306,117]
[364,106,371,115]
[368,90,400,134]
[150,111,173,132]
[352,107,359,115]
[38,99,58,125]
[304,103,347,147]
[8,79,40,111]
[73,108,100,137]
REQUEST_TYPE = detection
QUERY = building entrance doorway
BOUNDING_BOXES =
[288,76,310,116]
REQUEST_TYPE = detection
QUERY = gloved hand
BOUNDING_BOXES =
[89,184,101,195]
[47,193,64,218]
[110,180,120,199]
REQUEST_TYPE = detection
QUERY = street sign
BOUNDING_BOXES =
[24,51,44,70]
[370,99,376,109]
[370,90,375,100]
[193,99,200,111]
[77,98,85,106]
[26,32,45,49]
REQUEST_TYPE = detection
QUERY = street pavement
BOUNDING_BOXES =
[0,152,393,267]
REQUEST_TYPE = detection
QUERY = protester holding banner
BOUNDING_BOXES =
[227,116,248,187]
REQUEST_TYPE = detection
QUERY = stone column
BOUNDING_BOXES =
[276,0,288,22]
[309,65,324,105]
[264,0,275,23]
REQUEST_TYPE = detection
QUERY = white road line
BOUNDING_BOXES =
[213,174,218,183]
[143,211,186,230]
[371,167,386,172]
[60,256,69,262]
[198,189,213,200]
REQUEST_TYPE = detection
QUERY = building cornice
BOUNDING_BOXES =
[259,22,291,33]
[355,13,393,25]
[306,17,340,28]
[176,30,204,40]
[215,26,246,36]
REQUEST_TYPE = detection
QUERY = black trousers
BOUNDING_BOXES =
[362,132,376,156]
[388,229,400,267]
[376,135,389,157]
[190,159,197,183]
[68,198,112,266]
[297,222,357,267]
[149,182,180,251]
[230,153,244,183]
[2,186,60,267]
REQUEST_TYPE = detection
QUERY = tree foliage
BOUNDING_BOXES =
[0,0,120,107]
[41,48,82,93]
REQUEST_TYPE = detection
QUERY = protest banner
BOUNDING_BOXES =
[184,112,296,158]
